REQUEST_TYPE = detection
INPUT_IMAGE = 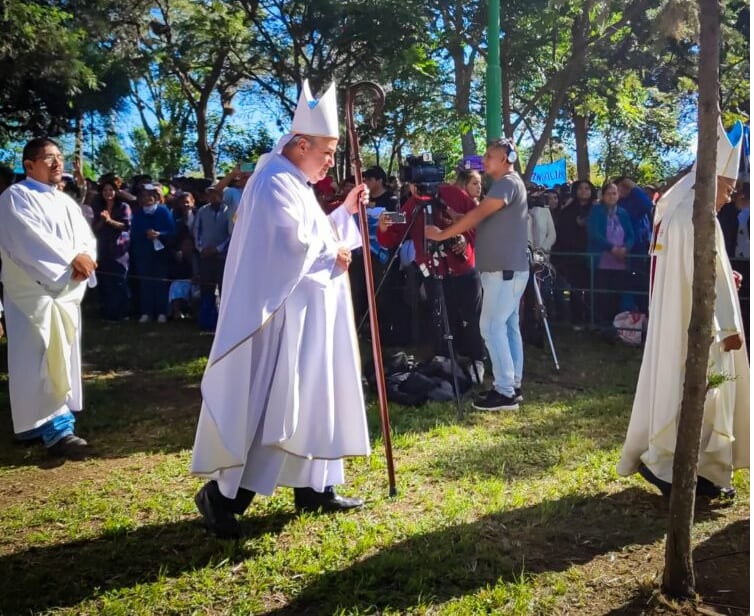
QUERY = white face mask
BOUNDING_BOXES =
[143,205,158,215]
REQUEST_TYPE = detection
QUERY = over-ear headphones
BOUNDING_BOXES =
[501,137,517,163]
[490,136,517,163]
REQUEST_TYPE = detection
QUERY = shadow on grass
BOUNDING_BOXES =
[0,373,202,468]
[0,364,633,474]
[260,488,723,615]
[603,517,749,616]
[0,318,212,468]
[428,391,632,481]
[0,510,295,614]
[0,319,640,470]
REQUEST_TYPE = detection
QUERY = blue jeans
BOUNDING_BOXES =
[480,270,529,397]
[16,411,76,447]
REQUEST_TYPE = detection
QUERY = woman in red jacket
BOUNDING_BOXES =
[377,181,486,382]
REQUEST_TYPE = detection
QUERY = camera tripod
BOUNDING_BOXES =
[421,236,465,420]
[528,248,560,370]
[356,195,466,419]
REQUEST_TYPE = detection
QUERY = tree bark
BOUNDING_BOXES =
[453,52,476,156]
[74,113,83,161]
[662,0,721,599]
[522,1,591,181]
[196,107,216,181]
[573,112,590,180]
[501,36,513,141]
[522,82,572,181]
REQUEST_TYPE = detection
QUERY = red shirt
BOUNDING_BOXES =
[377,184,477,277]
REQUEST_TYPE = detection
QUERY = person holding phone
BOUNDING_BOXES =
[377,180,485,380]
[426,138,529,411]
[213,163,253,235]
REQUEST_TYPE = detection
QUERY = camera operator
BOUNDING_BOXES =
[455,168,483,205]
[426,138,529,411]
[377,179,486,382]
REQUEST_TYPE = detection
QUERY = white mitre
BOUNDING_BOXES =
[717,119,743,179]
[655,119,743,224]
[290,80,339,139]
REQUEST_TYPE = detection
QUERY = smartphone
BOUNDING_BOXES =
[383,211,407,224]
[240,162,255,173]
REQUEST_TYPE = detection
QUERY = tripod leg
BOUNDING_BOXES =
[434,277,464,419]
[532,273,560,371]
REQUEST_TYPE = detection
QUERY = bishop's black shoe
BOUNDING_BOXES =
[294,486,364,513]
[513,387,524,404]
[696,475,736,499]
[195,481,242,539]
[47,434,90,460]
[637,463,671,497]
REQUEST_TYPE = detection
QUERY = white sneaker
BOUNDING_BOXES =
[138,314,150,324]
[469,360,485,384]
[157,314,167,324]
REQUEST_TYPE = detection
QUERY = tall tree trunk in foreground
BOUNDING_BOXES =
[662,0,720,598]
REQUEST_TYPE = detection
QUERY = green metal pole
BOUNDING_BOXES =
[486,0,502,141]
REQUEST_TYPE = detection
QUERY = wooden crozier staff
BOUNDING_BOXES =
[345,81,397,497]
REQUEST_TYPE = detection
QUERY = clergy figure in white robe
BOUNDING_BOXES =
[617,121,749,496]
[0,138,97,459]
[190,81,371,538]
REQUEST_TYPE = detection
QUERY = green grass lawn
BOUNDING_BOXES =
[0,316,748,615]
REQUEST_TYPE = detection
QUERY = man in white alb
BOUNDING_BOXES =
[190,81,371,538]
[0,138,97,459]
[617,120,749,498]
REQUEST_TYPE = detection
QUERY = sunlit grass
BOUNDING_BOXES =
[0,317,748,615]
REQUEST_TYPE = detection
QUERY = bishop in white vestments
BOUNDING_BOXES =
[617,121,749,498]
[190,81,372,538]
[0,138,97,459]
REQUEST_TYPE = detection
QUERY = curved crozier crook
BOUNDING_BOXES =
[346,81,385,129]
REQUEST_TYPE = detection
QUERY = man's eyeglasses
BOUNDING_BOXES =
[35,154,64,164]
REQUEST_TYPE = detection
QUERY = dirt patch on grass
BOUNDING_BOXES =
[553,501,749,616]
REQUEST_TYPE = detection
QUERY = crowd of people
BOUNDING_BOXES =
[0,98,748,538]
[0,148,748,350]
[1,161,255,331]
[308,160,749,361]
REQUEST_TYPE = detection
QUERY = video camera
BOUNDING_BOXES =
[400,153,447,197]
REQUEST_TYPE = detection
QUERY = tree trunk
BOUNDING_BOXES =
[501,36,513,140]
[522,84,571,181]
[522,2,591,181]
[573,112,590,180]
[196,107,216,180]
[451,43,476,156]
[662,0,721,599]
[460,131,476,157]
[74,113,83,161]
